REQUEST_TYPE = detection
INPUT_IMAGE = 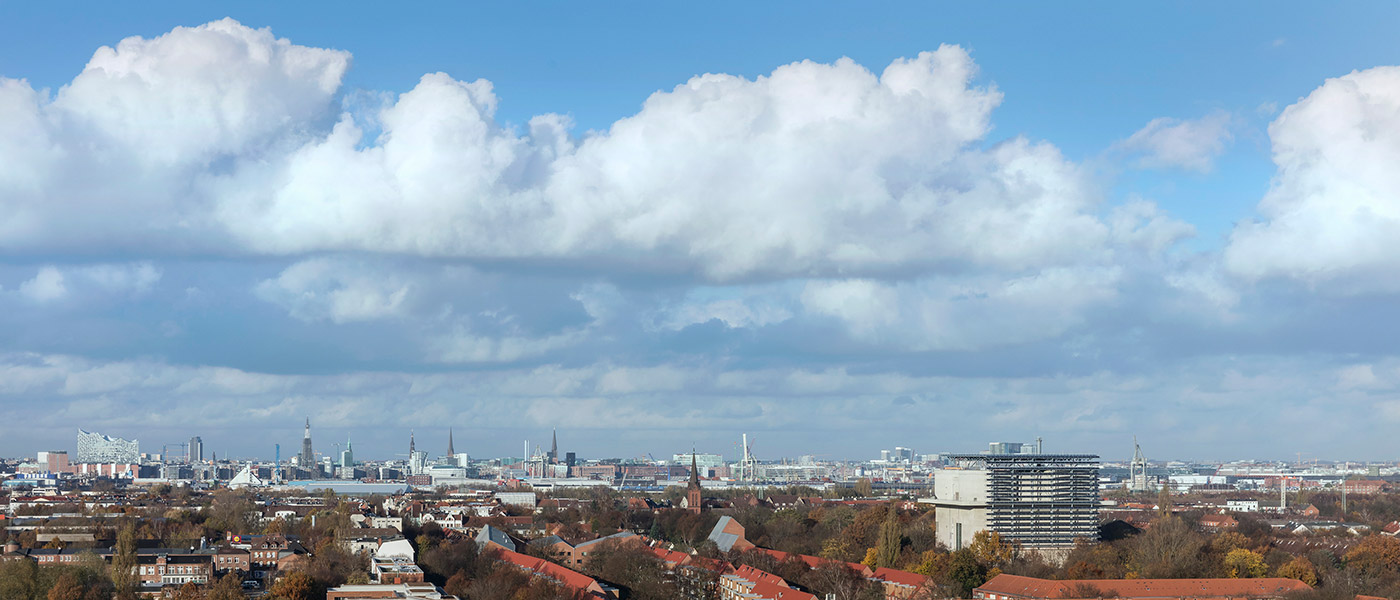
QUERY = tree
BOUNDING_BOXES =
[47,573,88,600]
[877,507,903,568]
[945,548,988,598]
[803,562,870,600]
[444,570,472,596]
[1211,531,1249,554]
[856,479,874,497]
[822,537,854,561]
[1344,535,1400,575]
[862,547,880,567]
[169,582,203,600]
[1129,516,1208,578]
[110,523,138,600]
[269,571,317,600]
[207,574,246,600]
[0,559,41,600]
[1224,548,1268,578]
[1276,555,1318,586]
[969,531,1016,568]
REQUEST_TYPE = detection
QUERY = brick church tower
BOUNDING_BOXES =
[687,452,703,514]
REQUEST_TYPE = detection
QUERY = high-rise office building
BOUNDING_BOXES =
[189,436,203,463]
[76,429,139,464]
[341,435,354,471]
[299,418,315,473]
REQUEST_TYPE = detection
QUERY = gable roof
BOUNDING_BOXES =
[873,567,931,588]
[475,525,517,552]
[707,516,753,552]
[976,574,1312,599]
[492,547,602,594]
[573,531,637,551]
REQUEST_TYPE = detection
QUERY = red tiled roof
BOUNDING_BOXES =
[976,574,1311,600]
[730,565,816,600]
[648,546,690,567]
[493,548,601,593]
[756,547,872,576]
[735,564,790,587]
[873,567,931,588]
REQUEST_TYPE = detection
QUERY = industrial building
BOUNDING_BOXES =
[931,453,1100,552]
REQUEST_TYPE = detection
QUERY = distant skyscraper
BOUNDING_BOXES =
[189,436,203,463]
[408,430,426,475]
[76,429,139,464]
[299,418,315,474]
[341,434,354,471]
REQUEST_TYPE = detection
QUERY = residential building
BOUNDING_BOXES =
[706,516,755,553]
[371,556,425,584]
[973,574,1311,600]
[327,583,458,600]
[719,564,816,600]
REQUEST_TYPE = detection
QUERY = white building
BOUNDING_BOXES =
[76,429,139,464]
[1227,500,1260,512]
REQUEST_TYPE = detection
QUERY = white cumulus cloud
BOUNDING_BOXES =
[1225,66,1400,291]
[256,258,412,323]
[1117,110,1234,172]
[1,21,1113,283]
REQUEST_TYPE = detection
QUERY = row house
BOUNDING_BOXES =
[489,547,615,599]
[719,564,817,600]
[525,531,641,569]
[973,574,1312,600]
[134,554,213,586]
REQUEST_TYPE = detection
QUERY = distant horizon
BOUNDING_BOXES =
[14,425,1399,466]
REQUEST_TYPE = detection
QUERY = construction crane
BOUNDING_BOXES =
[161,442,189,464]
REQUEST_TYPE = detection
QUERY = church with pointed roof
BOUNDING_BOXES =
[686,452,703,514]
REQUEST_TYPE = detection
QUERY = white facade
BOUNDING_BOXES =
[76,429,139,464]
[932,469,990,551]
[1227,500,1260,512]
[495,492,537,508]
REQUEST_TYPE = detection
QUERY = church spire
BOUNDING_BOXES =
[447,428,455,459]
[686,449,703,514]
[550,428,558,462]
[689,451,700,488]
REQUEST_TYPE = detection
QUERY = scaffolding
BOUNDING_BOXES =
[948,454,1101,548]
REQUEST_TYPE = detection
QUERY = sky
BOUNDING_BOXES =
[3,3,1400,463]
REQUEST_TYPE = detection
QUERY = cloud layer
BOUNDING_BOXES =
[3,19,1400,460]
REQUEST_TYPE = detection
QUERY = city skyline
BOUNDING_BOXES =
[5,4,1400,460]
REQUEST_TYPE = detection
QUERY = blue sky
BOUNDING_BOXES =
[3,3,1400,463]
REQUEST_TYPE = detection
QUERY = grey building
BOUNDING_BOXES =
[189,436,203,463]
[932,454,1099,553]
